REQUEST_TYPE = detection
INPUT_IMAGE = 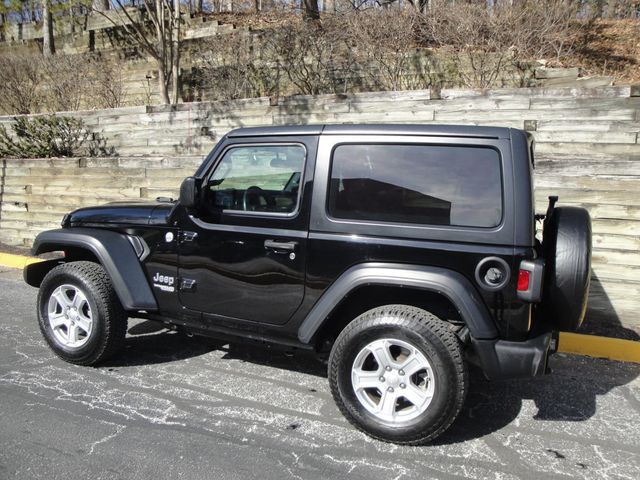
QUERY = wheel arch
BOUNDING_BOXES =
[311,285,463,351]
[298,263,498,347]
[24,228,157,312]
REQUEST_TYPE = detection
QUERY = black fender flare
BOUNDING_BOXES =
[24,228,157,312]
[297,263,498,343]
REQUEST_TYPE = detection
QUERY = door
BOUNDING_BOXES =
[178,141,314,325]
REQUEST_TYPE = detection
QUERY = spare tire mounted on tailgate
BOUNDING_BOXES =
[541,206,592,332]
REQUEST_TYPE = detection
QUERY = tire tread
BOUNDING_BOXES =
[328,304,467,445]
[38,261,127,366]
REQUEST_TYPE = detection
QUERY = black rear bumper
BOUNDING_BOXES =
[471,332,554,380]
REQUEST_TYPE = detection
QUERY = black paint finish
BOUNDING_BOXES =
[27,124,544,379]
[29,228,158,311]
[67,202,160,226]
[176,135,319,326]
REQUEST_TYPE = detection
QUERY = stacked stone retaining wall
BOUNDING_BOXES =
[0,86,638,335]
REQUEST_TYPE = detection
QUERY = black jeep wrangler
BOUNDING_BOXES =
[25,125,592,444]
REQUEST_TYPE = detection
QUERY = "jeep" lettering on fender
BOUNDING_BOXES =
[152,272,175,292]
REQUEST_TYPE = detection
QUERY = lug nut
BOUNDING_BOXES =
[379,376,385,382]
[399,370,405,376]
[387,387,394,393]
[385,366,392,371]
[400,383,406,389]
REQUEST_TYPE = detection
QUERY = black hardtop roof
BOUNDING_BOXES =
[227,124,512,139]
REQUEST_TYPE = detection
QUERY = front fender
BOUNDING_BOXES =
[25,228,157,312]
[297,262,498,343]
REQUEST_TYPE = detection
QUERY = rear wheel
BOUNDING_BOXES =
[328,305,467,445]
[37,261,127,365]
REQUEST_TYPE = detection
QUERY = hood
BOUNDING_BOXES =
[66,201,175,227]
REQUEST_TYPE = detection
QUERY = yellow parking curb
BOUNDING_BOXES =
[0,252,43,269]
[0,251,638,363]
[558,332,640,364]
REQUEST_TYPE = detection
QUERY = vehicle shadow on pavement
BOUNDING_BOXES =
[101,320,222,367]
[105,320,640,445]
[435,356,640,445]
[219,342,329,377]
[103,319,328,374]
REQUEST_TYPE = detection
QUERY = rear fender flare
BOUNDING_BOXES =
[297,263,498,344]
[24,228,157,311]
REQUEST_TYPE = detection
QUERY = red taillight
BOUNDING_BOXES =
[517,269,531,291]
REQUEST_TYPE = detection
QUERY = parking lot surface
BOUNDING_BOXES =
[1,268,639,480]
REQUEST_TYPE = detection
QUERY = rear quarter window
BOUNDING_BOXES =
[328,144,502,228]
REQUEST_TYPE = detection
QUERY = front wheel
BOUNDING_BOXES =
[328,305,467,445]
[37,261,127,366]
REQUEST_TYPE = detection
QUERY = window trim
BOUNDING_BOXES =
[203,142,308,220]
[326,142,505,230]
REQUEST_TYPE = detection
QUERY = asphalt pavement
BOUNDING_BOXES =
[1,267,639,480]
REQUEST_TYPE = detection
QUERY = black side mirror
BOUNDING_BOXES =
[179,177,200,208]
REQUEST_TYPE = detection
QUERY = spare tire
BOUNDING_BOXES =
[541,206,592,332]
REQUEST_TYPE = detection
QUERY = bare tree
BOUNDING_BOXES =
[93,1,181,105]
[196,32,278,100]
[505,1,581,62]
[92,0,110,11]
[265,18,347,95]
[0,52,42,114]
[406,0,430,15]
[42,0,55,56]
[303,0,320,21]
[422,1,581,88]
[40,54,93,111]
[345,10,423,91]
[586,0,640,18]
[0,49,129,114]
[88,55,128,109]
[172,0,180,104]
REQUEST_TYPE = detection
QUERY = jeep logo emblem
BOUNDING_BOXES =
[152,272,175,292]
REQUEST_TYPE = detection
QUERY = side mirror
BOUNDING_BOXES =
[179,176,200,209]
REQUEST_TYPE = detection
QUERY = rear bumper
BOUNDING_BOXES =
[471,332,554,380]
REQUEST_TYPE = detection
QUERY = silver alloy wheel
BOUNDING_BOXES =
[47,284,93,348]
[351,338,436,424]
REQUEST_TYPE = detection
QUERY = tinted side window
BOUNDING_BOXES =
[328,144,502,228]
[204,144,305,215]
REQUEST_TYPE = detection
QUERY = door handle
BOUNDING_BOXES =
[264,239,297,252]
